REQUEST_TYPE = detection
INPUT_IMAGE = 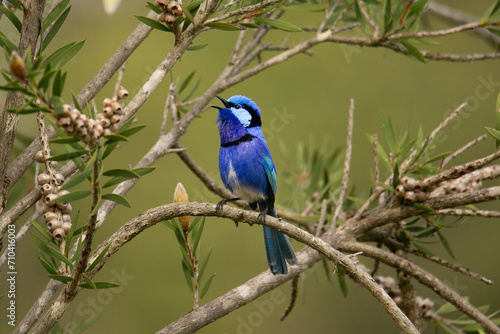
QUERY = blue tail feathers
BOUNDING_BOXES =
[263,225,297,275]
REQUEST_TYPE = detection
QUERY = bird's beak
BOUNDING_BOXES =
[212,96,230,110]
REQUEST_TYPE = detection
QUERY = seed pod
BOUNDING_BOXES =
[9,51,26,80]
[41,183,54,195]
[49,161,58,169]
[44,211,58,222]
[61,222,72,233]
[60,104,72,117]
[103,97,113,107]
[35,150,45,163]
[111,101,122,114]
[103,128,113,136]
[415,191,427,202]
[394,184,405,198]
[44,193,58,206]
[403,191,416,203]
[37,172,51,185]
[62,214,72,223]
[47,219,62,231]
[109,123,119,132]
[62,203,72,214]
[156,0,168,10]
[401,176,416,191]
[167,1,182,16]
[95,124,104,135]
[69,109,81,122]
[110,115,120,124]
[100,117,111,128]
[52,228,66,241]
[163,13,176,26]
[55,173,65,185]
[57,117,72,127]
[117,87,129,100]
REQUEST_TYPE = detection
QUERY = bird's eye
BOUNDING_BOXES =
[234,104,241,109]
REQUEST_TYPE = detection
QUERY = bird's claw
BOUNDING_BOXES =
[215,199,227,214]
[257,211,267,223]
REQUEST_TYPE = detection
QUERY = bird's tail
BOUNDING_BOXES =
[263,209,297,275]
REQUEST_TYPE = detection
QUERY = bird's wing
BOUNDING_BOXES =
[263,155,277,196]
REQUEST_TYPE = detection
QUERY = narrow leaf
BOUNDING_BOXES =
[337,268,349,298]
[485,127,500,143]
[136,15,171,32]
[38,256,58,275]
[29,218,53,241]
[82,282,120,289]
[437,230,456,259]
[187,44,207,51]
[181,259,194,292]
[117,124,148,137]
[48,274,73,283]
[53,190,92,203]
[147,1,163,13]
[179,71,195,94]
[42,0,70,28]
[32,233,52,255]
[191,217,205,255]
[103,169,140,178]
[400,40,426,63]
[0,6,22,32]
[42,7,71,52]
[80,275,96,289]
[46,245,75,268]
[86,244,111,273]
[204,22,241,31]
[254,17,303,32]
[180,4,194,24]
[200,273,215,299]
[102,193,131,208]
[59,169,92,191]
[50,137,80,144]
[47,150,88,162]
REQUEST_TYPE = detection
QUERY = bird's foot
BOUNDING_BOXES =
[215,199,227,214]
[257,210,268,223]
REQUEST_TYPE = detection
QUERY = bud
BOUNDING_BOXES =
[163,13,176,26]
[167,1,183,16]
[117,87,129,100]
[173,182,190,232]
[10,51,26,80]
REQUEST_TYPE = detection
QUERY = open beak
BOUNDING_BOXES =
[211,96,231,110]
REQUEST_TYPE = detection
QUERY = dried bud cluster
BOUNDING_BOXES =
[37,164,72,242]
[394,176,428,203]
[54,88,128,146]
[9,51,26,80]
[156,0,183,27]
[374,275,434,319]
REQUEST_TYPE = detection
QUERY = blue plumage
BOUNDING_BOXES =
[214,95,297,275]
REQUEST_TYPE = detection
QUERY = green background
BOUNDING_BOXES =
[1,0,500,333]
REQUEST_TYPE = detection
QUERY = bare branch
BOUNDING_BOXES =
[441,134,488,168]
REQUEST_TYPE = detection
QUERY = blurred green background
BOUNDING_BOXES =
[1,0,500,333]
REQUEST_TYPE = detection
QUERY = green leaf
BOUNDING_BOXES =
[48,274,73,284]
[80,281,120,289]
[400,40,426,63]
[186,0,204,11]
[29,218,54,241]
[171,219,188,253]
[437,230,456,259]
[104,134,129,143]
[102,166,156,188]
[86,244,110,272]
[42,0,70,29]
[411,202,434,212]
[102,193,131,208]
[8,107,52,114]
[204,22,241,31]
[198,244,214,282]
[146,1,163,13]
[191,217,205,255]
[52,70,66,97]
[80,274,96,289]
[42,40,85,69]
[136,15,171,32]
[422,151,451,165]
[495,92,500,150]
[254,17,303,32]
[32,234,53,257]
[59,169,92,191]
[187,44,207,51]
[0,31,17,54]
[134,166,157,176]
[181,259,194,292]
[485,127,500,143]
[50,137,80,144]
[53,190,92,203]
[180,4,194,25]
[383,0,393,34]
[7,0,22,9]
[42,6,71,52]
[46,245,75,268]
[336,267,349,298]
[179,71,195,94]
[103,169,140,178]
[117,124,148,137]
[0,5,22,33]
[38,256,58,275]
[200,273,215,299]
[436,302,458,315]
[413,242,434,255]
[47,150,88,161]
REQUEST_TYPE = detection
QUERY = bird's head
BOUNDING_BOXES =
[213,95,262,128]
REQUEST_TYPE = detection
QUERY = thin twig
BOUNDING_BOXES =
[441,134,488,168]
[280,275,299,321]
[315,199,328,237]
[113,60,128,97]
[330,99,354,229]
[434,208,500,218]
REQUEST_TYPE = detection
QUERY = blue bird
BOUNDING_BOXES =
[213,95,297,275]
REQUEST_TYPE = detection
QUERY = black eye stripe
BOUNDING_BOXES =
[228,101,262,127]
